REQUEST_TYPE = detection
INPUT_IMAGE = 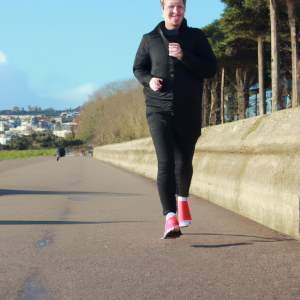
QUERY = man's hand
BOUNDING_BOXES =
[169,43,183,60]
[150,77,163,91]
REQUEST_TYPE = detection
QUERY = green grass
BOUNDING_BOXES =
[0,149,57,160]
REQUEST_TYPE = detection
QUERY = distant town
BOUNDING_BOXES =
[0,107,82,146]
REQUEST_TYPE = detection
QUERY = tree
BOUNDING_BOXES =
[202,20,225,124]
[209,73,220,125]
[270,0,281,111]
[221,68,225,123]
[76,79,149,146]
[221,0,270,115]
[258,36,267,114]
[222,40,257,119]
[6,136,29,150]
[202,79,212,127]
[285,0,300,107]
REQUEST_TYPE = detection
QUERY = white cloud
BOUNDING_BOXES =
[50,83,97,104]
[0,63,89,110]
[0,50,7,64]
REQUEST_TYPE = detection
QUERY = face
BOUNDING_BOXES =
[162,0,186,30]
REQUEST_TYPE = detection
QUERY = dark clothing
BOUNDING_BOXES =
[163,26,179,36]
[163,26,179,42]
[147,111,199,215]
[133,19,217,216]
[133,19,218,115]
[58,148,65,157]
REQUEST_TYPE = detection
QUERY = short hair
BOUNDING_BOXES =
[160,0,186,7]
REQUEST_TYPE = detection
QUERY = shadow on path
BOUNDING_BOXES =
[0,220,145,225]
[0,189,141,197]
[191,243,252,248]
[184,233,293,242]
[186,232,293,249]
[17,275,51,300]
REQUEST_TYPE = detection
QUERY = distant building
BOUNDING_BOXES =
[35,128,47,133]
[53,129,72,138]
[0,131,9,145]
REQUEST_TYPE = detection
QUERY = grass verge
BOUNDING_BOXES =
[0,150,57,160]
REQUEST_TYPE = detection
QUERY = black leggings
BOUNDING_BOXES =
[146,111,200,215]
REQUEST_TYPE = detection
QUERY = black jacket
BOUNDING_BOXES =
[133,19,218,114]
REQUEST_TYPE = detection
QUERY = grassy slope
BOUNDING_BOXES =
[0,150,56,160]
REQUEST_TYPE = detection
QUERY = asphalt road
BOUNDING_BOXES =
[1,156,300,300]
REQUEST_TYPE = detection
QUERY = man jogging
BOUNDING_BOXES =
[133,0,217,239]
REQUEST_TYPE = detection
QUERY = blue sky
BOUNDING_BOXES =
[0,0,225,110]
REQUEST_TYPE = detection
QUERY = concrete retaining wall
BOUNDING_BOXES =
[94,107,300,240]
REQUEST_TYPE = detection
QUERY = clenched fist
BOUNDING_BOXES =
[150,77,163,91]
[169,43,183,60]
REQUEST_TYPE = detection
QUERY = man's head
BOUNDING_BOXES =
[161,0,186,30]
[160,0,186,7]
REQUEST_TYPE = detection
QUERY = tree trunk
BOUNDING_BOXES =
[209,74,219,126]
[258,37,266,115]
[280,75,288,109]
[236,68,246,120]
[286,0,299,108]
[221,68,225,124]
[202,79,211,128]
[224,94,230,120]
[255,93,258,116]
[298,39,300,102]
[270,0,280,112]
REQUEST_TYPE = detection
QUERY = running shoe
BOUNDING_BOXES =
[179,220,191,228]
[178,197,192,228]
[161,215,181,239]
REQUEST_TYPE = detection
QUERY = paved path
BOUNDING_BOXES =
[1,156,300,300]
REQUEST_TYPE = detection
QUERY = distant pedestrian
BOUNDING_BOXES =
[57,148,66,161]
[133,0,217,239]
[56,149,60,161]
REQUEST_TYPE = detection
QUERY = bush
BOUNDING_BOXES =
[6,132,83,150]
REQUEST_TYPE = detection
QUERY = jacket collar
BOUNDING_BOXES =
[150,18,188,38]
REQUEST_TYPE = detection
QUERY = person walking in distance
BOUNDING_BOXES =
[133,0,217,239]
[56,148,60,162]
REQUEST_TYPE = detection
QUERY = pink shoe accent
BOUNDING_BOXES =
[164,215,180,235]
[178,199,192,228]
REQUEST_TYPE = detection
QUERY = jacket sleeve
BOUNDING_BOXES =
[133,35,153,87]
[181,29,218,79]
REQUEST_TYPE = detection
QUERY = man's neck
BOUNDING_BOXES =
[164,25,179,36]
